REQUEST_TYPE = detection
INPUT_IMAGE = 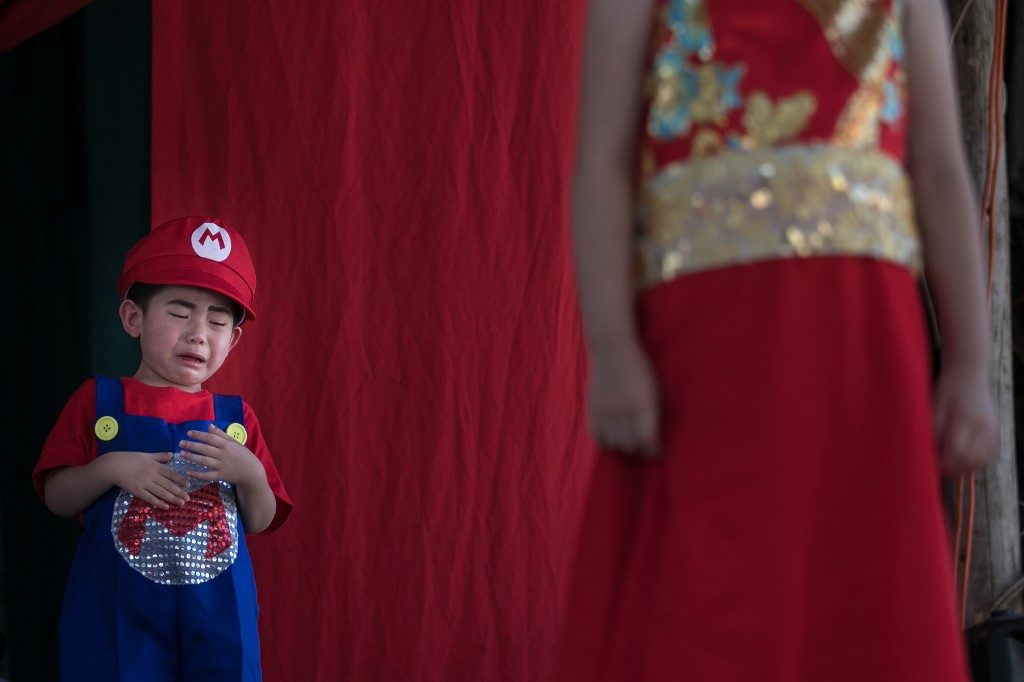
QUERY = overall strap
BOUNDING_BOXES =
[213,394,244,424]
[93,375,125,418]
[92,375,128,452]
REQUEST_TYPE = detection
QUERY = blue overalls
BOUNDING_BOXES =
[59,376,262,681]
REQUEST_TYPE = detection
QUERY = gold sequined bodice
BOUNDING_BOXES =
[635,0,919,287]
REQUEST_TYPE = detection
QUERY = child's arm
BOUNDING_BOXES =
[573,0,659,456]
[43,451,191,517]
[904,0,997,472]
[180,425,277,533]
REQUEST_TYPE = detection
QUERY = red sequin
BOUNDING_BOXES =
[116,484,233,558]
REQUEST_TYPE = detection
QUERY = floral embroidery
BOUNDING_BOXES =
[737,91,818,149]
[690,63,745,125]
[649,51,693,138]
[647,0,817,153]
[666,0,713,55]
[648,0,739,139]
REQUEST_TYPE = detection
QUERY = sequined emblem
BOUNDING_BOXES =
[111,482,239,585]
[636,144,921,287]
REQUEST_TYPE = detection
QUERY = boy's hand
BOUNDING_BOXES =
[180,424,267,488]
[588,344,661,457]
[933,362,998,474]
[100,451,191,510]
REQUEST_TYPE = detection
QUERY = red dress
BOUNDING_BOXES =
[559,2,969,680]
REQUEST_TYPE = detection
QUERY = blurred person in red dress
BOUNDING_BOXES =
[560,1,995,679]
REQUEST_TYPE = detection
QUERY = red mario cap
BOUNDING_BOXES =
[118,216,257,321]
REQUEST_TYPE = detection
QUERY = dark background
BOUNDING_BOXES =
[0,1,148,678]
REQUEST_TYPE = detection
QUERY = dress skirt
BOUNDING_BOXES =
[558,256,969,681]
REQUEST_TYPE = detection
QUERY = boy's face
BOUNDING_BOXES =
[120,285,242,392]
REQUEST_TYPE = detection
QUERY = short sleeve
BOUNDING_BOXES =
[33,379,98,500]
[243,401,293,533]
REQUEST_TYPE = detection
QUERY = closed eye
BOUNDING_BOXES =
[169,313,188,319]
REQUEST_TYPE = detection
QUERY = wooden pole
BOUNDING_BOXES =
[945,0,1020,622]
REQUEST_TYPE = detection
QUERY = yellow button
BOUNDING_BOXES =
[226,422,248,445]
[94,416,119,441]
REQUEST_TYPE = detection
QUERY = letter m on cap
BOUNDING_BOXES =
[191,222,233,262]
[198,228,225,250]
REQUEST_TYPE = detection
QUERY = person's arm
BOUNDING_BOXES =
[44,451,191,517]
[234,473,276,534]
[904,0,997,472]
[573,0,660,456]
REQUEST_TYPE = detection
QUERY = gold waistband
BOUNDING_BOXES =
[635,145,921,289]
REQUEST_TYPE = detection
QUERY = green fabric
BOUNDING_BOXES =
[0,1,149,678]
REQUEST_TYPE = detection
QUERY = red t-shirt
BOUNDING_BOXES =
[34,377,293,533]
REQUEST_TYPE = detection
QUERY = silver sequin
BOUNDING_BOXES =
[110,482,239,585]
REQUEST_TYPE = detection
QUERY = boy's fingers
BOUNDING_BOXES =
[184,429,221,445]
[182,451,216,467]
[180,439,217,456]
[160,475,190,492]
[188,469,220,481]
[138,489,170,510]
[154,488,188,506]
[153,452,174,462]
[159,469,190,489]
[152,479,187,501]
[204,424,234,443]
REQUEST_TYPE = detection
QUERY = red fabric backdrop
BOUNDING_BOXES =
[152,3,589,679]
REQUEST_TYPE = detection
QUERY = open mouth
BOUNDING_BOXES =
[177,353,207,365]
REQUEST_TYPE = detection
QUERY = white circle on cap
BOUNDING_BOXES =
[191,223,232,262]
